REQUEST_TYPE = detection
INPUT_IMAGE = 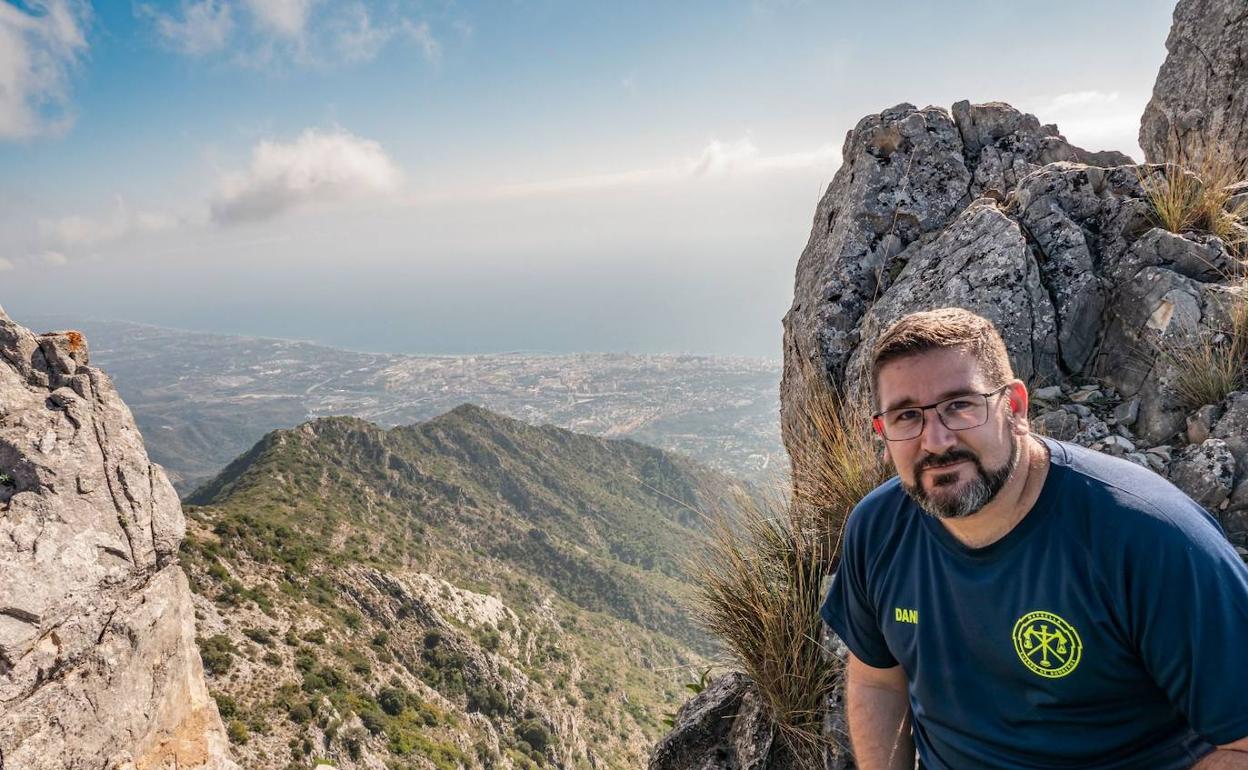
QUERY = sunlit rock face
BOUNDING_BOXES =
[0,306,237,770]
[1140,0,1248,169]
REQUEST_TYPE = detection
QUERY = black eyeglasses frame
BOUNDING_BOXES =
[871,383,1013,442]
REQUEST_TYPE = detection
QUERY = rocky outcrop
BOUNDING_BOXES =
[0,306,236,769]
[1139,0,1248,168]
[781,101,1132,431]
[779,98,1246,520]
[649,673,794,770]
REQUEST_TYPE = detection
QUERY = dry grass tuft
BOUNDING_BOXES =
[688,356,888,763]
[1166,283,1248,411]
[1140,145,1248,410]
[1140,154,1248,258]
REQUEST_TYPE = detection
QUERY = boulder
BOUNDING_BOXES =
[648,672,794,770]
[1169,438,1237,510]
[1210,391,1248,470]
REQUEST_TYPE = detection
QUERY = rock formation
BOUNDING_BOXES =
[779,96,1248,550]
[0,306,237,769]
[1140,0,1248,168]
[648,672,794,770]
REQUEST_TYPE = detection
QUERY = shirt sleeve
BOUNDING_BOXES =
[820,508,898,669]
[1128,504,1248,746]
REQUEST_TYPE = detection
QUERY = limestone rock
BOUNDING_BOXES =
[1210,391,1248,470]
[781,101,1130,444]
[846,199,1059,390]
[1187,403,1224,445]
[1169,438,1237,511]
[782,103,971,417]
[1140,0,1248,168]
[648,672,790,770]
[1033,410,1079,441]
[0,305,236,769]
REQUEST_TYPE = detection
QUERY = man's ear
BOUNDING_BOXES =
[1008,380,1031,436]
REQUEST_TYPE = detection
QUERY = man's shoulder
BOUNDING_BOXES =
[1043,436,1228,549]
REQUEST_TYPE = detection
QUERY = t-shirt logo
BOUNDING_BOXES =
[1011,611,1083,678]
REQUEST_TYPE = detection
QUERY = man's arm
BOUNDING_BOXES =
[845,650,914,770]
[1191,738,1248,768]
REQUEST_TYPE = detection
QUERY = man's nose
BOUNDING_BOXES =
[919,408,957,454]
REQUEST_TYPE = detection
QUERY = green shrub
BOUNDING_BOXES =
[358,707,386,735]
[243,626,274,646]
[197,635,236,676]
[212,692,237,719]
[378,686,407,716]
[287,702,312,724]
[226,719,249,745]
[516,718,551,753]
[467,684,508,718]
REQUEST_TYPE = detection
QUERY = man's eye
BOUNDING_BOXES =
[892,410,920,423]
[946,400,975,411]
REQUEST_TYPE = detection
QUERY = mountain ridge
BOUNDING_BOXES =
[179,400,743,769]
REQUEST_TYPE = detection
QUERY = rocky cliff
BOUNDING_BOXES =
[1140,0,1248,168]
[0,307,237,769]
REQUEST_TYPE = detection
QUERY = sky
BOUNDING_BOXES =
[0,0,1178,358]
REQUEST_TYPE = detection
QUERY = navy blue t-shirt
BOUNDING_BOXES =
[820,436,1248,769]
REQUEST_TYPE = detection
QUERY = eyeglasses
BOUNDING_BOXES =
[872,384,1012,442]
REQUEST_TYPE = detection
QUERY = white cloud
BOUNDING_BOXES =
[1040,90,1121,114]
[333,3,388,62]
[0,0,90,140]
[141,0,233,56]
[689,137,760,176]
[430,136,838,202]
[42,250,68,266]
[0,257,13,271]
[401,19,439,63]
[39,198,178,247]
[212,128,403,224]
[331,4,437,64]
[137,0,438,67]
[241,0,311,39]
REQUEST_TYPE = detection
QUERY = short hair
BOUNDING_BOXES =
[869,307,1015,408]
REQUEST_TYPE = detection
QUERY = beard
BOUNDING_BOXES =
[901,434,1018,519]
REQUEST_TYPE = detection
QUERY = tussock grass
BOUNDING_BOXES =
[1141,146,1248,411]
[688,357,888,763]
[1140,155,1248,258]
[1167,283,1248,411]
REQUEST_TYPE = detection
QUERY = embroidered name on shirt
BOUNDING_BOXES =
[894,607,918,624]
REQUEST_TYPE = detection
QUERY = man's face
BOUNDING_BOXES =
[874,347,1025,519]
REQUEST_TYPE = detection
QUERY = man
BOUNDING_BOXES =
[820,307,1248,769]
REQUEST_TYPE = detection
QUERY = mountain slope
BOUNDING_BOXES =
[180,403,741,770]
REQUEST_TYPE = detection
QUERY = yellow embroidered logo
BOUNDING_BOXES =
[894,607,918,624]
[1012,611,1082,678]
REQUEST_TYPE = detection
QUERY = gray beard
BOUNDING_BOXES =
[901,433,1018,519]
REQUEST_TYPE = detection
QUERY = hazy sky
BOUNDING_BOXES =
[0,0,1177,358]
